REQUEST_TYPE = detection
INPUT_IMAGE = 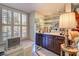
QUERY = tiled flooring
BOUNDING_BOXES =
[33,47,58,56]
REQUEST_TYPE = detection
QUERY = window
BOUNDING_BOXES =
[13,12,21,37]
[22,14,27,37]
[2,9,12,41]
[2,26,11,37]
[14,26,20,37]
[2,9,8,24]
[14,12,20,25]
[2,9,12,24]
[22,14,27,25]
[2,8,28,41]
[7,10,12,24]
[2,26,11,40]
[22,26,27,37]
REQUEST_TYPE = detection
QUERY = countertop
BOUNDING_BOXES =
[36,32,64,37]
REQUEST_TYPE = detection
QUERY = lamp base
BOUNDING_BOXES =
[64,29,70,47]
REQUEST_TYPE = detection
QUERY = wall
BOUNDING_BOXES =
[28,12,36,41]
[28,3,72,41]
[0,6,3,44]
[65,3,72,12]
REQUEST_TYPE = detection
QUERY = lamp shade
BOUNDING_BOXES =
[59,12,77,29]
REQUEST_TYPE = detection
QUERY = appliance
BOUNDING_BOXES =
[59,12,77,47]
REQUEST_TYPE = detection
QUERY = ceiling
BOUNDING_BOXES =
[2,3,65,16]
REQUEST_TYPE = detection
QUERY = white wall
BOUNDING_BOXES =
[28,12,36,41]
[65,3,72,12]
[0,6,3,44]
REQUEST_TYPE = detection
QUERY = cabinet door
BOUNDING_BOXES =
[42,34,52,49]
[45,35,49,49]
[42,34,46,48]
[47,35,53,50]
[36,33,39,45]
[53,36,58,53]
[54,36,64,55]
[42,34,49,49]
[55,39,60,55]
[39,34,43,46]
[36,33,43,46]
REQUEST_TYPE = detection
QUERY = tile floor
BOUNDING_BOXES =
[33,46,58,56]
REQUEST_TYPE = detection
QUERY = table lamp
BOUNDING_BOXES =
[59,12,77,47]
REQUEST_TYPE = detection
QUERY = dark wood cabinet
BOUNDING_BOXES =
[42,34,46,48]
[53,36,64,55]
[36,33,65,55]
[36,33,43,46]
[47,35,53,50]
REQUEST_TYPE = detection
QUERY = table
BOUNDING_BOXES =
[61,44,78,56]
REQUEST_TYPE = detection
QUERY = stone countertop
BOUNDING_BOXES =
[36,32,64,37]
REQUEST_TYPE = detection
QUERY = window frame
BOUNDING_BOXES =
[1,8,28,41]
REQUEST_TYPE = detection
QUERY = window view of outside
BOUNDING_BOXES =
[22,14,27,25]
[22,26,27,37]
[14,12,20,25]
[2,9,8,24]
[14,26,20,37]
[2,9,27,40]
[2,26,11,40]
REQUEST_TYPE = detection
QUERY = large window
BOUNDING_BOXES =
[2,9,8,24]
[14,12,20,25]
[22,14,27,37]
[2,9,12,41]
[13,12,21,37]
[14,26,20,37]
[22,14,27,25]
[2,8,28,41]
[2,9,12,24]
[7,10,12,24]
[22,26,27,37]
[2,26,11,40]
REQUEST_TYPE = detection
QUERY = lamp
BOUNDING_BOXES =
[59,12,77,47]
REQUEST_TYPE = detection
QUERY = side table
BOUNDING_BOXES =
[61,44,78,56]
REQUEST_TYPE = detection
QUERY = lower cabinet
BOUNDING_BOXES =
[36,33,43,46]
[36,33,65,55]
[42,34,46,48]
